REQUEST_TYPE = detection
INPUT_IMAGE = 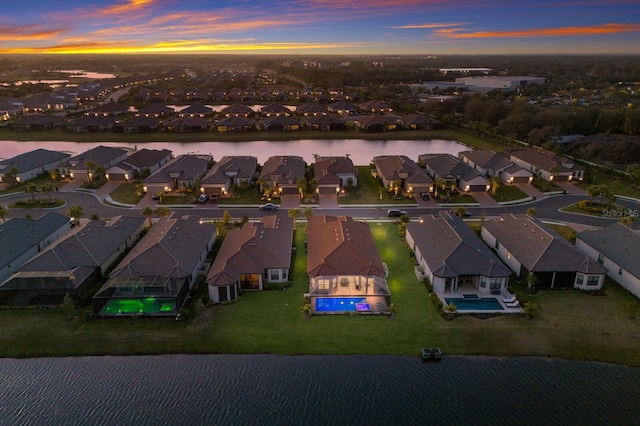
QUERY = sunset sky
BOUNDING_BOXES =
[1,0,639,55]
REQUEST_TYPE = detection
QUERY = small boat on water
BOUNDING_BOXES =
[421,347,442,362]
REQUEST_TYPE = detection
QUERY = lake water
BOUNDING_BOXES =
[0,139,469,165]
[0,355,638,425]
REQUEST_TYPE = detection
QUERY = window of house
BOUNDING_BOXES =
[597,254,605,265]
[269,270,279,281]
[494,240,500,250]
[489,279,502,289]
[618,268,623,276]
[576,274,584,285]
[480,277,487,288]
[586,275,600,286]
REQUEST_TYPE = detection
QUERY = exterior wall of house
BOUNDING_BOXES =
[576,239,640,298]
[478,275,508,294]
[266,268,288,283]
[481,227,524,277]
[208,282,239,303]
[573,272,604,291]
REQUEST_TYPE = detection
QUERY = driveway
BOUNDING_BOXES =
[557,181,586,195]
[513,183,546,200]
[318,193,338,209]
[471,191,499,207]
[280,194,300,209]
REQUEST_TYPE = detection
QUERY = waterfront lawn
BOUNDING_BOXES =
[2,222,640,365]
[109,182,142,205]
[338,167,417,205]
[490,184,529,202]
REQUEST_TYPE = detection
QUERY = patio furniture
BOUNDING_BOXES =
[505,300,520,308]
[502,295,517,304]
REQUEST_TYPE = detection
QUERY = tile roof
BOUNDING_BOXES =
[406,212,510,279]
[110,215,216,279]
[0,212,70,268]
[577,222,640,279]
[420,153,479,180]
[506,147,585,172]
[117,149,172,169]
[459,150,513,171]
[373,155,433,185]
[306,215,385,277]
[259,156,306,185]
[61,145,129,169]
[314,156,357,185]
[180,103,213,116]
[207,216,294,286]
[483,214,606,274]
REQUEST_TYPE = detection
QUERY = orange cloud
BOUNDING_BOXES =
[0,27,67,41]
[95,0,156,16]
[435,23,640,39]
[392,22,470,29]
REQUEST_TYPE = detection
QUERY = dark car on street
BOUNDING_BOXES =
[387,209,408,217]
[259,203,279,211]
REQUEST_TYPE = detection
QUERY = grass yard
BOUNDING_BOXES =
[109,182,143,205]
[578,174,640,199]
[490,184,529,202]
[1,222,639,365]
[338,167,417,205]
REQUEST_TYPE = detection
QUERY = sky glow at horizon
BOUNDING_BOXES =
[1,0,639,55]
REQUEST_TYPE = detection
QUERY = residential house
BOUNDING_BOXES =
[505,147,585,182]
[106,149,172,181]
[143,154,209,195]
[0,149,71,184]
[207,216,294,303]
[0,212,71,285]
[258,156,306,196]
[354,115,399,132]
[220,104,253,117]
[296,103,327,116]
[164,116,210,133]
[114,116,162,133]
[314,156,358,195]
[216,116,255,132]
[179,103,213,117]
[63,115,115,133]
[327,100,358,115]
[136,103,175,118]
[400,113,443,130]
[59,145,129,181]
[260,104,292,117]
[13,114,64,131]
[305,114,347,131]
[482,214,607,290]
[0,215,145,306]
[306,215,390,314]
[459,150,532,183]
[405,211,511,295]
[201,156,257,197]
[94,214,216,315]
[359,100,393,113]
[85,102,129,116]
[575,223,640,299]
[263,116,300,132]
[373,155,433,196]
[420,153,490,192]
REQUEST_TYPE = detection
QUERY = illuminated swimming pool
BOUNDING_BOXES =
[444,297,504,311]
[315,297,366,312]
[100,298,177,316]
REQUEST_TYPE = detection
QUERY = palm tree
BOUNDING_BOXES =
[25,182,38,203]
[526,207,537,216]
[288,208,300,222]
[68,205,83,226]
[302,206,314,220]
[94,164,106,183]
[155,206,171,218]
[85,160,96,182]
[308,178,318,198]
[41,182,55,200]
[296,177,307,199]
[5,166,19,185]
[434,178,446,197]
[50,168,60,181]
[141,206,154,228]
[0,204,10,223]
[489,176,501,196]
[135,183,145,198]
[585,184,601,205]
[550,165,560,182]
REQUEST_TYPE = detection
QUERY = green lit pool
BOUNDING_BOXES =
[100,298,176,316]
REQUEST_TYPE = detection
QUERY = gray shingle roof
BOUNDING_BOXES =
[61,145,128,169]
[0,212,70,268]
[406,212,510,279]
[259,156,306,185]
[483,214,606,274]
[459,150,513,171]
[373,155,433,186]
[0,149,70,174]
[577,222,640,279]
[201,156,257,185]
[110,215,216,279]
[144,155,209,184]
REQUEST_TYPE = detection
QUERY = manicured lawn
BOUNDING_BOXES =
[1,222,640,365]
[218,185,272,205]
[9,198,65,208]
[109,182,143,204]
[338,166,417,205]
[578,174,640,199]
[0,176,66,196]
[560,202,625,217]
[160,194,195,205]
[490,184,529,202]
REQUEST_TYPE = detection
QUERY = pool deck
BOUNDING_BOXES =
[437,287,523,314]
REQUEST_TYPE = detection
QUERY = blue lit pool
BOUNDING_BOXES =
[444,297,504,311]
[315,297,366,312]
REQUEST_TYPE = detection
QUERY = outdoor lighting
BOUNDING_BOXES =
[529,177,534,183]
[70,173,74,179]
[164,186,170,192]
[143,186,148,192]
[106,174,110,180]
[466,185,470,192]
[485,185,490,191]
[549,175,554,181]
[509,177,514,183]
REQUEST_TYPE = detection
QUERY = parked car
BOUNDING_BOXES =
[259,203,278,211]
[450,209,471,217]
[387,209,407,217]
[209,194,219,203]
[151,192,161,200]
[420,192,430,201]
[198,194,209,203]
